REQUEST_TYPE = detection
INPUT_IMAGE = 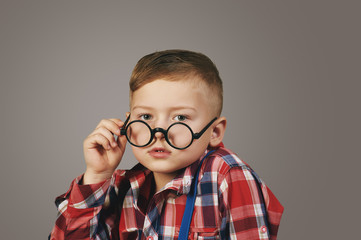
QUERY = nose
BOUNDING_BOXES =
[153,128,166,140]
[150,117,169,143]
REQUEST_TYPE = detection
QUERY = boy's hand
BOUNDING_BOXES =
[83,118,127,184]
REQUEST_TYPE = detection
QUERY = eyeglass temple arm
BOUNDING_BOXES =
[193,117,217,139]
[120,114,131,135]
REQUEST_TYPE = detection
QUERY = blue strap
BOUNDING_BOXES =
[178,150,215,240]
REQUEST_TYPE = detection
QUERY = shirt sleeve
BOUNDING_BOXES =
[218,166,284,240]
[49,170,129,240]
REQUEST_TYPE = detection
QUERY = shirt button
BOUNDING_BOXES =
[146,236,154,240]
[260,225,268,233]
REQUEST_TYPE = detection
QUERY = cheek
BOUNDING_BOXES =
[186,136,211,159]
[195,130,212,148]
[131,147,144,163]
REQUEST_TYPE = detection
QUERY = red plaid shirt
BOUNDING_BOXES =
[50,146,283,239]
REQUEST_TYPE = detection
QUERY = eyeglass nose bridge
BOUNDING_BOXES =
[151,127,168,138]
[150,127,174,147]
[150,126,188,150]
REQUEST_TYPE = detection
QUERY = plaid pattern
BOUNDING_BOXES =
[50,146,283,239]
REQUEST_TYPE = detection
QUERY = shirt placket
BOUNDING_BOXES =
[142,193,165,240]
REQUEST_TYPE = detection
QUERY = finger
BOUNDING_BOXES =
[87,133,112,150]
[116,133,128,150]
[95,119,122,136]
[109,118,125,128]
[92,127,118,148]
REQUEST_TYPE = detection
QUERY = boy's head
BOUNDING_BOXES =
[129,49,223,117]
[126,49,226,185]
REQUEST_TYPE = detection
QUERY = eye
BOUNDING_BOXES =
[174,115,187,121]
[139,114,152,121]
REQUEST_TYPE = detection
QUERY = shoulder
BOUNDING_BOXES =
[203,147,251,175]
[201,147,264,195]
[112,164,152,190]
[107,165,141,189]
[198,147,255,194]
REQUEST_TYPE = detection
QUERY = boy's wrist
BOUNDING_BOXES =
[83,169,113,185]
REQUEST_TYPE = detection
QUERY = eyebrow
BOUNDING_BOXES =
[132,105,197,112]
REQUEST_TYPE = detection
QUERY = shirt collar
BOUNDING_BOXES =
[127,148,214,203]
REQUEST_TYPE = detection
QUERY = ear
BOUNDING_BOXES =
[209,117,227,147]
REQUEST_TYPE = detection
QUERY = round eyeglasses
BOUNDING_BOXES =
[120,115,217,150]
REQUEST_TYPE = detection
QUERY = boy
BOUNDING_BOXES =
[50,49,283,239]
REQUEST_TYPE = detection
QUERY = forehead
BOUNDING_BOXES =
[130,78,213,113]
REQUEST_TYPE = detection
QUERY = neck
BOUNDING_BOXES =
[153,171,178,193]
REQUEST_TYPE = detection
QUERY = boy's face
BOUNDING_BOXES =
[129,78,216,178]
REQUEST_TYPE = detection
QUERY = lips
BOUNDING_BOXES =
[148,147,171,158]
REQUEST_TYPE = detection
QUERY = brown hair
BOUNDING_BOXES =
[129,49,223,116]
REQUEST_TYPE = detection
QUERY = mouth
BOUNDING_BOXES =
[151,147,170,153]
[148,147,171,158]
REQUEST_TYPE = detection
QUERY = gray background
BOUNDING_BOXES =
[0,1,360,239]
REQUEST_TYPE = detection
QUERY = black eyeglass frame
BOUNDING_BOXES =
[120,115,217,150]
